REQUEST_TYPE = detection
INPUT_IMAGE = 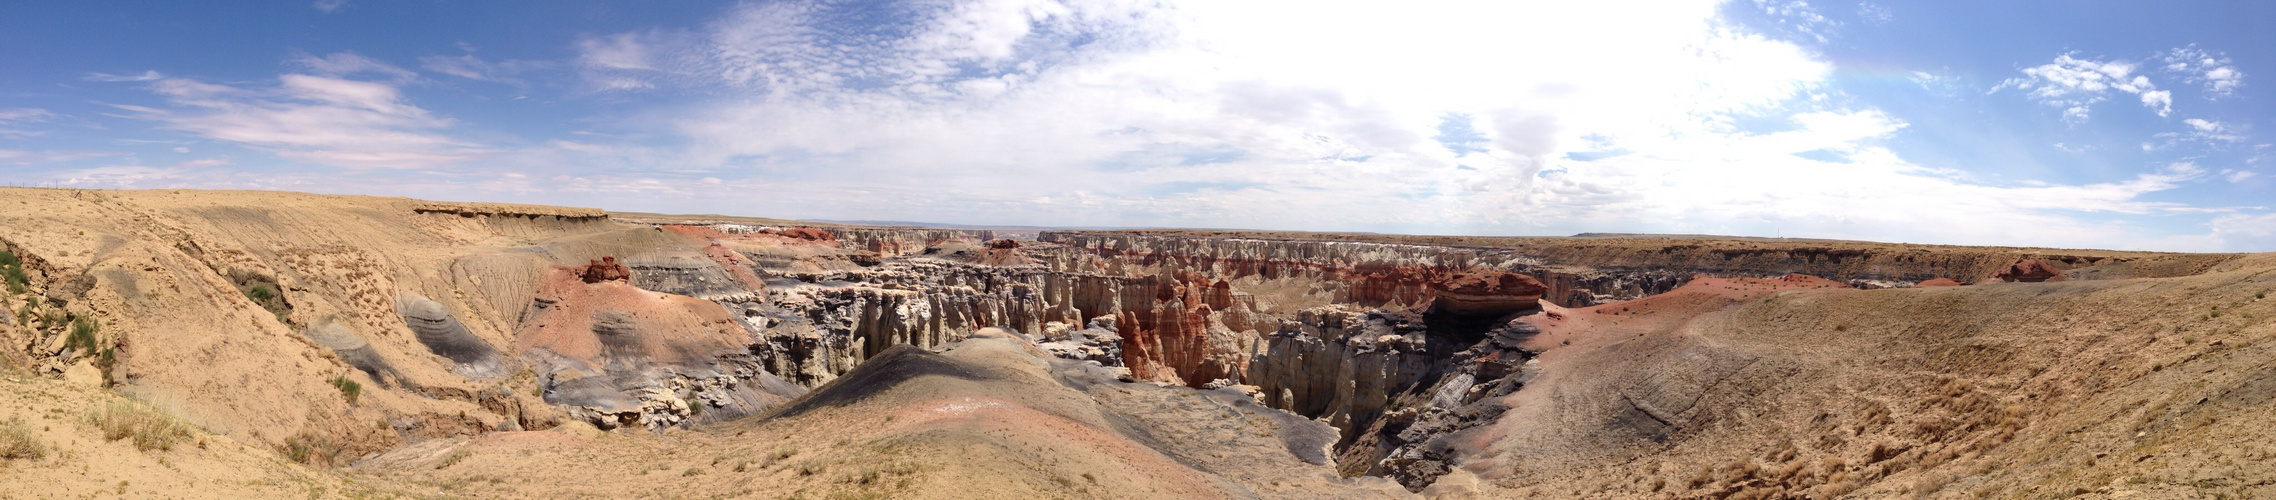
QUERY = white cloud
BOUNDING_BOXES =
[120,72,483,168]
[1997,53,2171,119]
[512,0,2275,250]
[2161,45,2244,98]
[288,51,417,84]
[84,70,164,82]
[1856,3,1892,24]
[2209,212,2276,251]
[0,108,55,123]
[1751,0,1839,43]
[0,108,54,138]
[418,52,543,85]
[313,0,345,13]
[2148,118,2246,151]
[0,149,121,164]
[2220,169,2255,183]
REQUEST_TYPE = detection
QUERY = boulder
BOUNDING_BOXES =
[1428,271,1547,317]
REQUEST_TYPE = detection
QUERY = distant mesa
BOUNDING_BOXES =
[989,238,1020,249]
[1429,270,1547,317]
[1994,258,2066,282]
[1915,277,1965,287]
[579,256,632,284]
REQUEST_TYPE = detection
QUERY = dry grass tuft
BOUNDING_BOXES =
[1,417,46,460]
[88,400,190,451]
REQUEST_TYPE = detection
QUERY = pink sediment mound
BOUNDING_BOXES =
[1916,277,1965,287]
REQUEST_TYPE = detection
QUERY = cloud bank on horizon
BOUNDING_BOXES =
[1,0,2271,251]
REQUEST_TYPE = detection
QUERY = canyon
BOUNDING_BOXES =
[1,188,2271,498]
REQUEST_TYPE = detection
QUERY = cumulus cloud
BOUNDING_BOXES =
[1996,53,2171,120]
[115,66,484,168]
[2161,45,2244,98]
[514,0,2273,250]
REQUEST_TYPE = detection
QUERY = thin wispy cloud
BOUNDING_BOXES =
[84,70,164,82]
[112,59,484,168]
[289,51,418,84]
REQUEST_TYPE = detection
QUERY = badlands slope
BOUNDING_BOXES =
[0,187,2271,499]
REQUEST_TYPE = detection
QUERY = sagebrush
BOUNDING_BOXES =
[88,400,190,451]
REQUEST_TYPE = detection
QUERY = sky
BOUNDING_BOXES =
[1,1,2272,252]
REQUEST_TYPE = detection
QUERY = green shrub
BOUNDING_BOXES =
[0,250,26,295]
[65,316,99,355]
[88,400,190,451]
[244,284,275,303]
[330,376,361,405]
[0,417,44,460]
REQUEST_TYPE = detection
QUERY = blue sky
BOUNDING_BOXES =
[2,1,2271,251]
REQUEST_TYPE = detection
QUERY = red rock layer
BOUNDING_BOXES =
[1428,271,1547,316]
[1916,277,1965,287]
[1994,258,2066,282]
[578,256,631,283]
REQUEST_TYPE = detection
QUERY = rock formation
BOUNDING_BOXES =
[578,256,632,283]
[1995,257,2067,282]
[1428,271,1547,317]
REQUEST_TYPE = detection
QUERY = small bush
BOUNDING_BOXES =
[65,316,100,354]
[243,284,276,303]
[88,401,190,451]
[0,417,45,460]
[0,250,26,295]
[289,432,346,466]
[330,376,362,405]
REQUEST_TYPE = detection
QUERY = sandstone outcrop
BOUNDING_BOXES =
[1428,271,1547,317]
[1995,258,2067,282]
[578,256,632,283]
[772,227,837,242]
